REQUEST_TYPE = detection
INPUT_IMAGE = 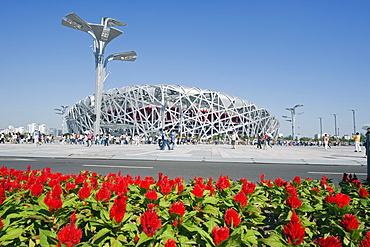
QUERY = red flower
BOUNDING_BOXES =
[224,209,241,227]
[0,217,3,228]
[110,194,128,223]
[215,174,231,191]
[140,204,162,237]
[164,238,176,247]
[234,192,248,209]
[212,226,230,246]
[242,181,256,194]
[169,201,186,217]
[359,239,370,247]
[286,194,302,209]
[96,187,111,203]
[44,184,63,212]
[283,211,305,245]
[340,214,359,231]
[191,184,204,198]
[145,189,158,201]
[30,183,44,196]
[274,177,287,186]
[359,187,369,198]
[317,236,342,247]
[78,185,92,200]
[293,176,301,185]
[57,224,82,247]
[325,193,351,208]
[57,213,82,247]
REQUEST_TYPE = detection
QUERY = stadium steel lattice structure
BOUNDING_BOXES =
[65,84,280,139]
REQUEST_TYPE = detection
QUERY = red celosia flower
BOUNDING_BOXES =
[164,238,176,247]
[57,214,82,247]
[0,217,3,228]
[286,194,302,209]
[293,176,301,185]
[274,177,286,187]
[215,174,231,191]
[191,184,204,198]
[285,184,297,195]
[140,203,162,237]
[317,236,342,247]
[145,189,158,201]
[110,194,128,223]
[30,183,44,196]
[359,238,370,247]
[340,214,359,231]
[44,184,63,212]
[283,211,305,245]
[140,177,155,190]
[234,192,248,209]
[169,201,186,217]
[96,187,111,203]
[78,185,92,200]
[242,181,256,194]
[212,226,230,246]
[224,209,241,228]
[359,187,369,198]
[65,182,76,191]
[325,193,351,208]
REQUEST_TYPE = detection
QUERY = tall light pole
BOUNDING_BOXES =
[349,109,358,134]
[283,104,303,140]
[62,13,137,135]
[54,106,69,134]
[318,117,323,138]
[331,113,339,138]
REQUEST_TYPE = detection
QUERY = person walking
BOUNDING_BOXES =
[87,130,93,147]
[231,131,238,149]
[256,134,262,149]
[33,130,40,147]
[323,134,330,150]
[352,132,361,152]
[170,131,177,150]
[160,129,171,150]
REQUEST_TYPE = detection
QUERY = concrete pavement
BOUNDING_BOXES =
[0,143,367,166]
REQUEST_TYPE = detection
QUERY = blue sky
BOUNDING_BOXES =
[1,0,369,137]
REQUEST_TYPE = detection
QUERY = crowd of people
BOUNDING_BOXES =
[0,131,367,152]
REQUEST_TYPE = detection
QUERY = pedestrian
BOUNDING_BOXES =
[34,130,41,146]
[160,129,171,150]
[87,130,93,147]
[352,132,361,152]
[170,131,177,150]
[231,131,238,149]
[324,134,330,150]
[256,134,262,149]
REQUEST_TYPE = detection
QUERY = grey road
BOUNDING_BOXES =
[0,157,366,184]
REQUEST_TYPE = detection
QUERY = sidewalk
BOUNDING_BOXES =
[0,143,367,166]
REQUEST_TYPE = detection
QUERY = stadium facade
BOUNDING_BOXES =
[65,84,280,139]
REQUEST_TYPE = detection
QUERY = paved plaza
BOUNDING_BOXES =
[0,143,367,166]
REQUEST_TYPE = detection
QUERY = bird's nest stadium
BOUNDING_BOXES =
[65,84,280,139]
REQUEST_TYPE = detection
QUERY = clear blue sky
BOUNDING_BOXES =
[1,0,369,137]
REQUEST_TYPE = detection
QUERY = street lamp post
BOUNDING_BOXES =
[62,13,137,135]
[349,109,358,134]
[54,106,69,134]
[318,117,323,139]
[283,104,303,140]
[331,113,339,138]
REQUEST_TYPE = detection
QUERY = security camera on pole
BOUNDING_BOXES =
[62,13,137,135]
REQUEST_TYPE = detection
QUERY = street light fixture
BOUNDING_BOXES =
[284,104,303,140]
[62,13,137,135]
[54,105,69,134]
[318,117,324,139]
[331,113,339,138]
[349,109,358,134]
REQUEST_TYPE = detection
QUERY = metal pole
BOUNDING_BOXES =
[291,109,295,140]
[319,117,323,138]
[349,110,357,134]
[367,128,370,181]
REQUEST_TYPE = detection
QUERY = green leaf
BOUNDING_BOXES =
[39,229,58,246]
[202,204,219,216]
[0,227,24,242]
[91,228,112,244]
[203,196,219,205]
[262,234,285,247]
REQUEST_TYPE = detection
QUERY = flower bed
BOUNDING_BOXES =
[0,165,369,246]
